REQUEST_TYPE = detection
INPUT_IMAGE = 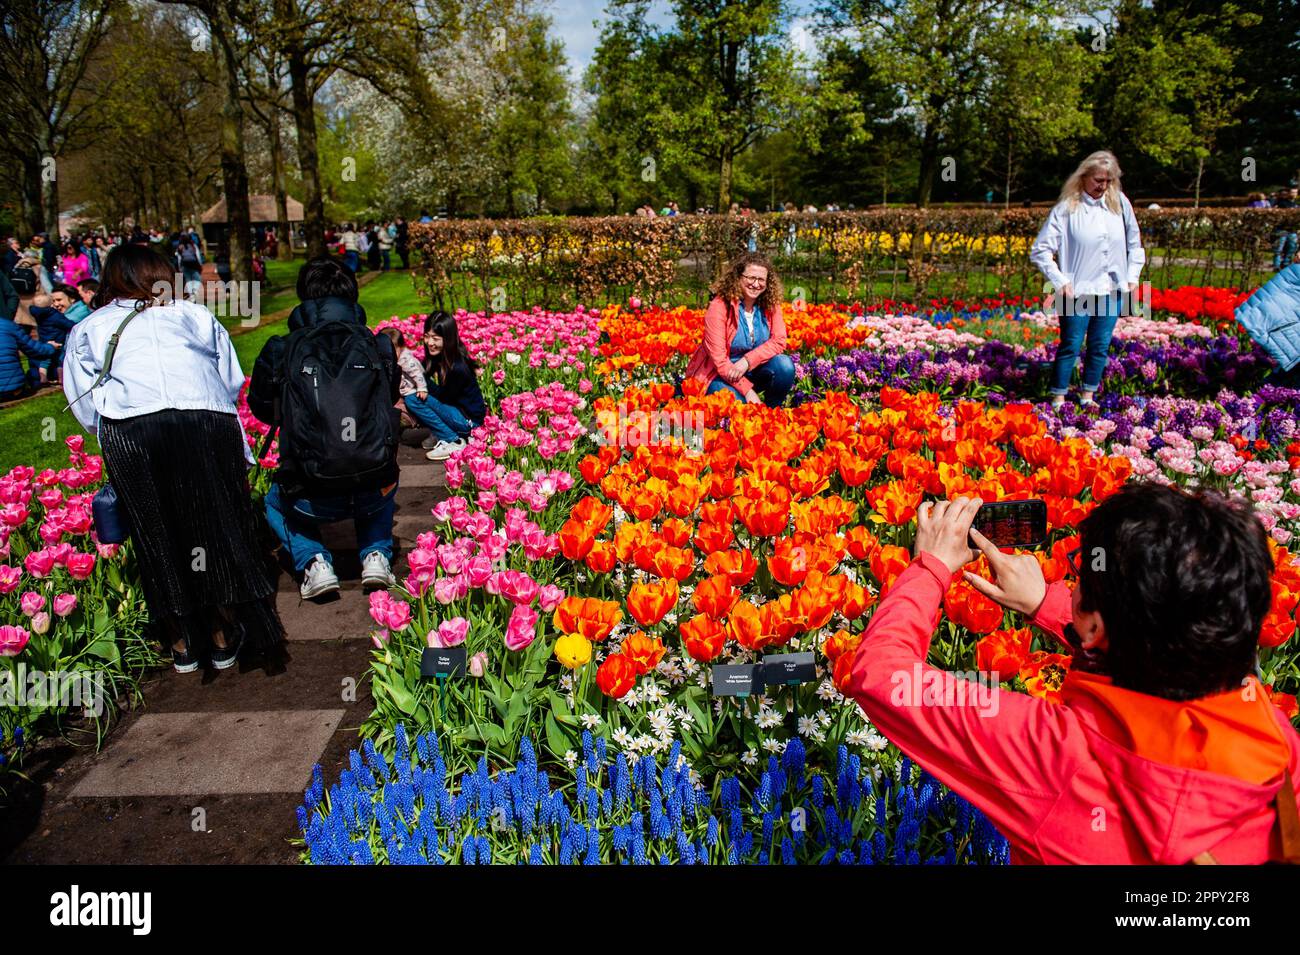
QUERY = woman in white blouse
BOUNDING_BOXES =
[1030,151,1145,408]
[64,244,283,673]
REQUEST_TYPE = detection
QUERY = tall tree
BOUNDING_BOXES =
[0,0,117,237]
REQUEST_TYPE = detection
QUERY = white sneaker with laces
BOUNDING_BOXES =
[361,551,396,590]
[425,438,466,461]
[300,555,340,599]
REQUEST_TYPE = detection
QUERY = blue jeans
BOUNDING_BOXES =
[707,353,796,407]
[381,250,391,271]
[1275,231,1298,271]
[1050,291,1121,395]
[264,482,396,572]
[343,250,360,273]
[404,394,478,443]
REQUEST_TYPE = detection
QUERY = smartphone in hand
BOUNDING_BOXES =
[969,499,1048,548]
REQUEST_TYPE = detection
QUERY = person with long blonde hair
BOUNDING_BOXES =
[1030,150,1146,409]
[684,252,794,406]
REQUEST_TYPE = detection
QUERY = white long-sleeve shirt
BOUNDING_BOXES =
[1030,191,1146,296]
[62,297,253,461]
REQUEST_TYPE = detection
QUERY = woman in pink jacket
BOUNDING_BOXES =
[846,484,1300,864]
[59,241,91,287]
[684,252,794,407]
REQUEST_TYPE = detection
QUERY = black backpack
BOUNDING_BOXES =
[263,321,400,495]
[9,264,36,295]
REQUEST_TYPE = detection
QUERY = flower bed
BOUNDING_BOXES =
[0,438,155,774]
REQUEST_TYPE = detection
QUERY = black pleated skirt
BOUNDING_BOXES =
[99,408,284,658]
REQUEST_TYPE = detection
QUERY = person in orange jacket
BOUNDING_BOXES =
[845,484,1300,864]
[684,252,794,407]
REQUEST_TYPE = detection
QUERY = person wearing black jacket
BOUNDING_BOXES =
[394,217,409,269]
[248,257,401,600]
[405,311,486,461]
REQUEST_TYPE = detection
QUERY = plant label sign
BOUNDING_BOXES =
[762,651,816,686]
[421,646,467,678]
[711,664,762,698]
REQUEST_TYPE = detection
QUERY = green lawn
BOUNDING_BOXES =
[0,267,428,474]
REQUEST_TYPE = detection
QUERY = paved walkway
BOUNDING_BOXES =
[2,438,444,864]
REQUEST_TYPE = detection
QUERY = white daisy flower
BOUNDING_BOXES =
[816,680,839,701]
[741,748,759,766]
[611,727,632,748]
[580,713,602,730]
[797,715,819,737]
[761,738,785,755]
[563,750,578,769]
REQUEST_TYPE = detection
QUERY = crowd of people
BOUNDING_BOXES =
[324,219,410,274]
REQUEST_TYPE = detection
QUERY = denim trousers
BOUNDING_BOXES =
[706,353,797,407]
[404,393,477,443]
[264,482,396,572]
[1050,291,1121,395]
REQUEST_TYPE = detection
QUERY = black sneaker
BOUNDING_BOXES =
[421,434,437,450]
[173,644,200,674]
[211,626,245,671]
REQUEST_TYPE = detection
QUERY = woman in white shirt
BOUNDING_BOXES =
[1030,150,1145,409]
[63,245,284,673]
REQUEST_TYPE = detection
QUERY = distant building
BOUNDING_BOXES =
[201,195,304,250]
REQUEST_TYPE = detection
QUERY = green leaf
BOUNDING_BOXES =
[380,678,418,716]
[545,712,573,757]
[86,630,120,665]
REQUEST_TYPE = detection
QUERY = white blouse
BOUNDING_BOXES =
[1030,192,1146,296]
[63,298,253,461]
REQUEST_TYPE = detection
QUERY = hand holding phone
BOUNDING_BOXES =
[968,499,1047,549]
[963,529,1049,617]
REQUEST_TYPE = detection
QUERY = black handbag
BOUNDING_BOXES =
[66,302,147,544]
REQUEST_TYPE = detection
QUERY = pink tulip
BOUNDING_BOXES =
[537,584,565,612]
[24,549,54,577]
[504,604,537,652]
[382,600,411,632]
[0,625,30,657]
[0,564,20,594]
[95,542,120,559]
[52,593,77,617]
[66,552,96,580]
[20,591,45,616]
[30,612,50,635]
[65,434,85,452]
[406,547,438,577]
[464,555,494,588]
[432,616,470,648]
[367,591,393,628]
[468,651,488,678]
[497,569,540,605]
[1,503,29,527]
[371,629,390,649]
[37,488,63,508]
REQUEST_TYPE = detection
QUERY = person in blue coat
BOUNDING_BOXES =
[0,314,58,401]
[1235,264,1300,388]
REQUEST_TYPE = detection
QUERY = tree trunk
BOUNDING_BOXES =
[1004,133,1013,210]
[916,123,940,208]
[717,145,734,212]
[19,153,43,239]
[1194,155,1204,209]
[38,126,60,237]
[213,6,252,284]
[270,104,292,259]
[288,48,326,258]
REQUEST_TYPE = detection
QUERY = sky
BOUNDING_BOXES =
[547,0,818,83]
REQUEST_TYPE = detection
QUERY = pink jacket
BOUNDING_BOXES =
[684,296,787,397]
[846,552,1300,864]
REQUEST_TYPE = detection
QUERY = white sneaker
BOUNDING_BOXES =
[361,551,396,590]
[425,439,466,461]
[300,555,340,599]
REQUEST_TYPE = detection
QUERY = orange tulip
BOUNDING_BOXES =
[869,544,912,592]
[680,613,727,662]
[621,630,667,675]
[768,537,810,586]
[692,574,739,620]
[943,579,1004,634]
[660,517,693,548]
[725,600,767,651]
[866,480,923,525]
[1019,651,1071,704]
[840,579,876,620]
[693,521,735,555]
[822,627,864,662]
[585,539,617,574]
[704,549,758,587]
[975,627,1033,679]
[559,519,596,560]
[553,596,623,643]
[596,653,638,699]
[651,544,695,582]
[626,578,679,627]
[845,525,879,561]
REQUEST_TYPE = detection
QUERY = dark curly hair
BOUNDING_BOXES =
[711,252,784,316]
[1076,483,1273,701]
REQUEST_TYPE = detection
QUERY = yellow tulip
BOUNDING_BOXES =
[554,632,593,670]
